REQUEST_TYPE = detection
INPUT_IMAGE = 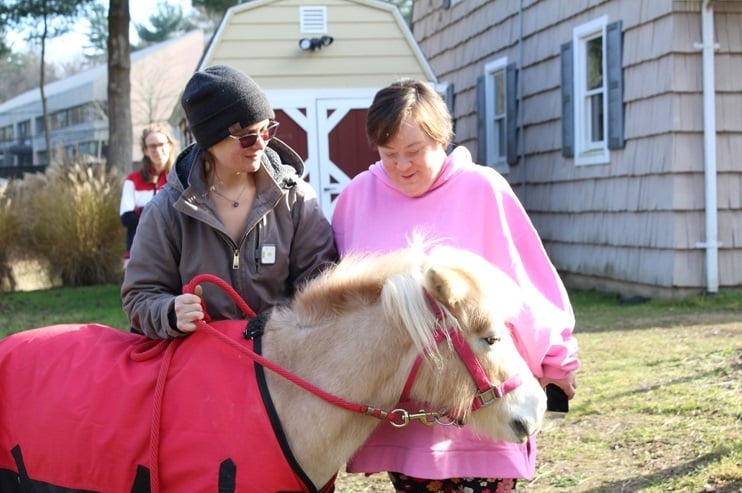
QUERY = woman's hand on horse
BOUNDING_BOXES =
[174,285,204,333]
[539,371,577,399]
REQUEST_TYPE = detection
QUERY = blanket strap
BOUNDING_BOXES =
[149,339,181,493]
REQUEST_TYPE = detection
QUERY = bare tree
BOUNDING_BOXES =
[107,0,131,173]
[0,50,60,102]
[131,61,177,126]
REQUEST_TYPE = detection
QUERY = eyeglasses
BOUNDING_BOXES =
[229,120,280,148]
[146,142,170,151]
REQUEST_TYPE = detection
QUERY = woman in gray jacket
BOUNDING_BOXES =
[121,65,338,338]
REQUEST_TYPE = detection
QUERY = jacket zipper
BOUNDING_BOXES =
[216,231,240,270]
[232,248,240,270]
[231,192,281,272]
[253,220,260,272]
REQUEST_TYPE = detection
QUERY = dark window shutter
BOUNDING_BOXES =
[476,75,487,164]
[606,20,624,149]
[444,83,455,115]
[561,41,574,158]
[506,62,518,165]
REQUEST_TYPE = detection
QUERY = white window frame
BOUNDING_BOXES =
[483,57,508,170]
[573,16,610,166]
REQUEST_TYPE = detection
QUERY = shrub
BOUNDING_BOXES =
[14,162,125,286]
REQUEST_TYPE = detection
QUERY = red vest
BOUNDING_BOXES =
[0,321,333,492]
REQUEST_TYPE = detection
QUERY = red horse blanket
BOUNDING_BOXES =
[0,320,330,493]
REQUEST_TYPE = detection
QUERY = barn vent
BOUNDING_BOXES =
[300,6,328,34]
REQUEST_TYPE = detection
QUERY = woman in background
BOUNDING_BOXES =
[119,124,177,268]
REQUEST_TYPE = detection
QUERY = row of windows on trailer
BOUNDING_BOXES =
[0,102,107,143]
[480,15,622,171]
[0,140,108,168]
[0,101,108,168]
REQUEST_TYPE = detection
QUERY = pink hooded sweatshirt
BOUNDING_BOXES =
[331,146,580,480]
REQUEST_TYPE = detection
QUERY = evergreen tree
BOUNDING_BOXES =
[135,1,193,46]
[0,27,11,59]
[83,1,108,64]
[190,0,237,19]
[386,0,412,23]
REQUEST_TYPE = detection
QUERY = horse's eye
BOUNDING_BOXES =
[483,336,500,345]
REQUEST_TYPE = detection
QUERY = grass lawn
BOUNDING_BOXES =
[0,284,128,336]
[1,286,740,492]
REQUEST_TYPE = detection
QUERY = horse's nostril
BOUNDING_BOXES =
[511,418,532,439]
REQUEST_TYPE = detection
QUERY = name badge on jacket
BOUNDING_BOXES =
[259,244,276,265]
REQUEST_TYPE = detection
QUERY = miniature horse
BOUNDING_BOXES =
[0,244,546,492]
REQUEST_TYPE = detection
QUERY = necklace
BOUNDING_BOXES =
[210,176,248,208]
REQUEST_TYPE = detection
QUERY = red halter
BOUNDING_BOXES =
[398,299,523,421]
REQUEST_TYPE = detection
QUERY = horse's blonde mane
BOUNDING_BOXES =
[293,237,458,361]
[294,244,424,318]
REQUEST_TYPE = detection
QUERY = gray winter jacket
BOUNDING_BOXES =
[121,138,338,338]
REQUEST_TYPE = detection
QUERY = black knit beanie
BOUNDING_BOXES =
[181,65,275,150]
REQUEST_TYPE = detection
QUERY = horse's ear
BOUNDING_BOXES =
[425,266,470,307]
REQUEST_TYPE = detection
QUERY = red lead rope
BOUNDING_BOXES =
[181,274,520,424]
[182,274,394,420]
[183,274,256,320]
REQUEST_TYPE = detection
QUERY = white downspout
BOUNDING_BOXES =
[697,0,720,293]
[518,0,526,204]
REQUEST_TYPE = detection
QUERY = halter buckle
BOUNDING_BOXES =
[475,386,503,408]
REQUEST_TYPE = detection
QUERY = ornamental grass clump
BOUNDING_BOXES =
[0,182,20,293]
[14,162,124,286]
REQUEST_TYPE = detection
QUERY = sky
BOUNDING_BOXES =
[8,0,194,64]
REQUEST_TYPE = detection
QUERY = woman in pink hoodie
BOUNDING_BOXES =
[331,79,580,492]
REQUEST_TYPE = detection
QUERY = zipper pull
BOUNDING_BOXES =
[232,249,240,270]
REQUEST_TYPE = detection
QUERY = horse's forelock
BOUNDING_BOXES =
[380,270,439,356]
[296,246,461,358]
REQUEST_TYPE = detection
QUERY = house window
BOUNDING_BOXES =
[37,150,48,166]
[478,59,518,171]
[17,120,30,139]
[69,105,85,125]
[584,34,604,147]
[574,18,607,164]
[51,109,69,130]
[0,125,13,143]
[483,58,507,168]
[562,17,624,165]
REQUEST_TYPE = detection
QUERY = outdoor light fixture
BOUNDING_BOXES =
[299,35,334,51]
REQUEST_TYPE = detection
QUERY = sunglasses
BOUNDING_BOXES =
[229,120,280,148]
